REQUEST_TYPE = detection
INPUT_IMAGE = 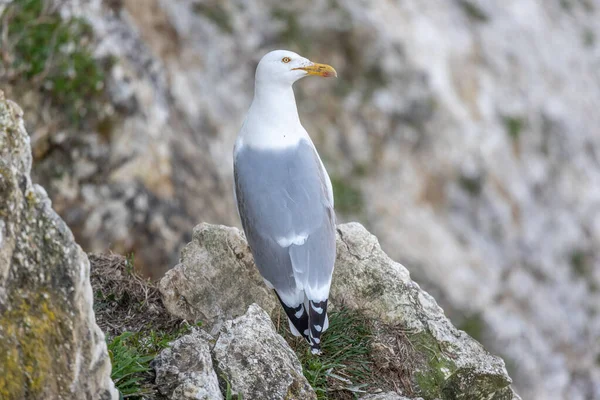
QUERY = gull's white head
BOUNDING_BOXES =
[255,50,337,87]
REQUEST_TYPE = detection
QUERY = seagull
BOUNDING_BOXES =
[233,50,337,354]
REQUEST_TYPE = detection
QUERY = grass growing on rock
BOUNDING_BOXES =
[274,306,423,399]
[108,332,155,397]
[91,253,500,399]
[90,253,193,399]
[276,306,375,399]
[108,325,199,398]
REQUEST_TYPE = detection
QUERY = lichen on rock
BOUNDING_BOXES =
[0,91,117,400]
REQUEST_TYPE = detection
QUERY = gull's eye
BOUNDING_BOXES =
[282,57,291,63]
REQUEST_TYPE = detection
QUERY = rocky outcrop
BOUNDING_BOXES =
[334,223,519,400]
[3,1,598,397]
[160,223,277,334]
[213,304,317,400]
[0,92,117,398]
[160,222,519,399]
[153,304,315,400]
[152,331,222,400]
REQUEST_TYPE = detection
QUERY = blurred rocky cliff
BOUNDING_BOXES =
[1,0,599,398]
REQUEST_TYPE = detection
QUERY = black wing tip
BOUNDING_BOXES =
[308,299,328,355]
[274,292,330,354]
[273,290,311,343]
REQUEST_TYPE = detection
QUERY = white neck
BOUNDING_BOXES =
[238,82,309,150]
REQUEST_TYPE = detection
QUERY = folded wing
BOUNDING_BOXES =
[234,139,336,352]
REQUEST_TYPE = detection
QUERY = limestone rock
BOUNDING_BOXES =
[163,222,519,399]
[152,330,222,400]
[213,304,316,400]
[159,223,277,334]
[0,92,117,399]
[333,223,520,400]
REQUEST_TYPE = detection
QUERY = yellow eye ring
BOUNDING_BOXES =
[282,57,291,63]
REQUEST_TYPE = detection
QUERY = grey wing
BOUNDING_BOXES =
[288,151,336,302]
[234,140,336,305]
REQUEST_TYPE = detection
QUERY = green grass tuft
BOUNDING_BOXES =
[107,323,201,398]
[108,332,155,397]
[279,307,374,399]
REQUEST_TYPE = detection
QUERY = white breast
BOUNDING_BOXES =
[239,125,305,150]
[238,82,310,151]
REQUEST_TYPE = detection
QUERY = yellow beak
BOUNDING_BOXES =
[293,62,337,78]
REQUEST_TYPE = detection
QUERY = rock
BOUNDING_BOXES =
[0,92,117,399]
[159,223,277,334]
[359,393,420,400]
[213,304,316,400]
[334,223,521,400]
[162,222,519,399]
[152,330,222,400]
[152,304,315,400]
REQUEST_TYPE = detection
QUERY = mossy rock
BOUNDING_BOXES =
[0,92,117,399]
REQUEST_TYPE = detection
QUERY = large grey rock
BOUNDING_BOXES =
[162,222,519,399]
[213,304,316,400]
[0,92,117,399]
[152,330,223,400]
[334,223,521,400]
[159,223,277,334]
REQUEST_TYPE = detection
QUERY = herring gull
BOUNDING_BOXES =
[233,50,337,354]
